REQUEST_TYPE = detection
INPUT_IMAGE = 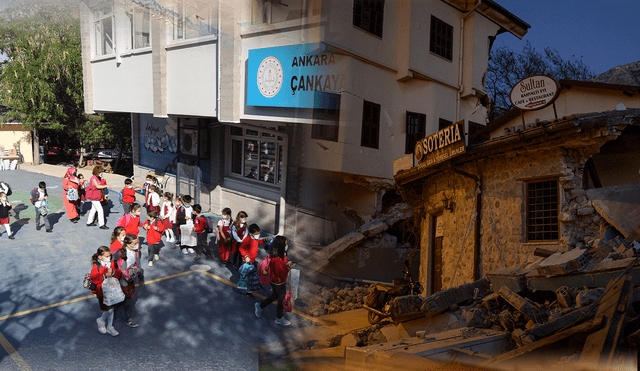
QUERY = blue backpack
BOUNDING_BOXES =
[237,263,260,292]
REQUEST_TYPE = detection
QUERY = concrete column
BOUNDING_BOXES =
[151,6,168,118]
[79,1,94,114]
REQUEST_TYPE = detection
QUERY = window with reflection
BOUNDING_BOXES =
[93,4,114,56]
[173,0,217,40]
[230,126,286,187]
[126,5,151,49]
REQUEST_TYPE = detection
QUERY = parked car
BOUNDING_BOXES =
[97,149,131,159]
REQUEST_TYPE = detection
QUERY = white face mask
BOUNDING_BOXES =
[251,233,260,240]
[129,243,139,251]
[98,257,110,266]
[100,173,104,178]
[0,197,6,203]
[285,245,288,252]
[118,235,125,242]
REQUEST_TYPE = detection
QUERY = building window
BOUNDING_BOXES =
[93,4,114,56]
[251,0,313,25]
[230,126,285,186]
[405,112,426,154]
[430,16,453,61]
[438,118,452,131]
[361,100,380,149]
[526,179,559,241]
[173,0,216,40]
[353,0,384,38]
[312,93,340,142]
[468,121,483,137]
[126,5,151,49]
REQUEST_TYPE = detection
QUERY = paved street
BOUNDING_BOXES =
[0,168,311,370]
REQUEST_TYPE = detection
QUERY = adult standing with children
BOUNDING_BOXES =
[85,166,109,229]
[62,167,81,223]
[255,236,293,326]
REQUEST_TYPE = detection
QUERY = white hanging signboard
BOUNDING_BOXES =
[509,75,560,111]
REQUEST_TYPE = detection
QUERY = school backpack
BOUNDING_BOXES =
[258,255,272,286]
[66,187,78,201]
[29,187,38,205]
[0,181,12,196]
[197,215,213,234]
[237,263,259,292]
[118,189,124,204]
[116,213,132,227]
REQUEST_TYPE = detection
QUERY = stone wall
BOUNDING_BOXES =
[419,127,621,293]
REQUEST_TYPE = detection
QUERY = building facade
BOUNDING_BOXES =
[79,0,528,246]
[395,80,640,295]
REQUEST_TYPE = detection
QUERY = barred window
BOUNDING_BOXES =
[430,16,453,61]
[527,179,559,241]
[230,126,285,186]
[353,0,385,38]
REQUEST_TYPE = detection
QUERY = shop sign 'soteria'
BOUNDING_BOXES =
[415,121,465,167]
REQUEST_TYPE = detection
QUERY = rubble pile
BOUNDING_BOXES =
[298,282,367,317]
[387,239,640,367]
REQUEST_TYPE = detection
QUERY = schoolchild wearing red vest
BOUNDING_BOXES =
[91,246,122,336]
[216,207,233,265]
[117,203,144,236]
[230,211,248,269]
[144,209,165,266]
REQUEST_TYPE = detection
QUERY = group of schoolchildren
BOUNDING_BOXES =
[89,174,296,336]
[0,180,57,239]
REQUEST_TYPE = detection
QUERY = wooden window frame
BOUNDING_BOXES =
[430,15,453,61]
[360,100,381,149]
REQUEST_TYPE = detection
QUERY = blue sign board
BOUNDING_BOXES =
[247,43,345,109]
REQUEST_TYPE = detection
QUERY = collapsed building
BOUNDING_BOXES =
[372,79,640,369]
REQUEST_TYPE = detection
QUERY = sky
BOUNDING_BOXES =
[492,0,640,75]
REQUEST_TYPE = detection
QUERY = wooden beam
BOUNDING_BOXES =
[580,274,634,365]
[481,317,603,366]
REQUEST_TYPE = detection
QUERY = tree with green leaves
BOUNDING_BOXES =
[486,42,595,120]
[0,0,132,174]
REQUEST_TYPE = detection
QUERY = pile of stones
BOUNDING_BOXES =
[298,282,370,317]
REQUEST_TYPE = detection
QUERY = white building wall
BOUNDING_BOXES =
[166,42,218,117]
[91,54,154,113]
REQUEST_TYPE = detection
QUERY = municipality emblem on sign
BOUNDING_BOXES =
[257,56,283,98]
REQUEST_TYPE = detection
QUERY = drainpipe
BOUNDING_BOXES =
[456,1,481,123]
[452,166,481,281]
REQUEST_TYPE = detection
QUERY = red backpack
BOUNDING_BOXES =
[258,255,272,286]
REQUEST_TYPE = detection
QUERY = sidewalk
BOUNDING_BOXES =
[19,163,130,192]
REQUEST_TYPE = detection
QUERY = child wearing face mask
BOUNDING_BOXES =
[255,236,294,326]
[143,209,165,266]
[230,211,249,269]
[90,246,122,336]
[177,195,194,254]
[238,223,271,265]
[113,234,141,329]
[117,203,144,237]
[109,226,127,255]
[0,192,15,240]
[160,192,175,243]
[192,204,213,261]
[216,207,233,265]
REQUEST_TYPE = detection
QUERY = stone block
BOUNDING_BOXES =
[359,220,389,237]
[577,206,595,215]
[498,286,547,323]
[536,248,592,276]
[555,286,573,308]
[576,288,605,308]
[486,267,529,293]
[559,212,577,222]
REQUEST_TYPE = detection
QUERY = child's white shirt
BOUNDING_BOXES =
[150,192,161,207]
[35,189,46,208]
[161,201,174,220]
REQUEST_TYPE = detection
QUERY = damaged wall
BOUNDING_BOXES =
[419,125,625,294]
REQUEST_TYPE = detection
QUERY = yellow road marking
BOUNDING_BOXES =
[0,270,195,322]
[198,271,323,325]
[0,331,32,371]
